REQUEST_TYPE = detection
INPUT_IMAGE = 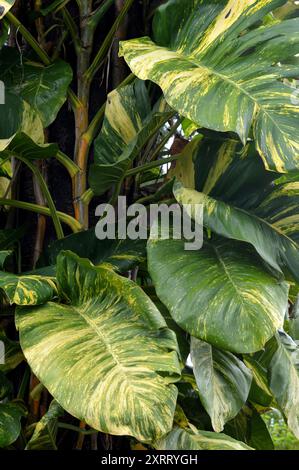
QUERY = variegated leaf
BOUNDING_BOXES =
[0,92,51,152]
[16,251,181,443]
[89,81,173,195]
[191,338,252,432]
[194,139,280,208]
[147,223,288,353]
[0,0,15,19]
[0,271,57,305]
[120,0,299,172]
[174,182,299,282]
[255,181,299,244]
[0,402,27,448]
[26,400,64,450]
[155,426,253,450]
[0,47,73,127]
[168,135,202,188]
[258,331,299,438]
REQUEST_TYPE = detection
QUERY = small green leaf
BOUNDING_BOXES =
[0,402,27,448]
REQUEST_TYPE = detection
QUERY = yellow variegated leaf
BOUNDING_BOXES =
[16,251,181,443]
[89,80,173,195]
[26,401,64,450]
[174,182,299,282]
[168,136,202,188]
[120,0,299,172]
[0,271,57,305]
[155,426,253,450]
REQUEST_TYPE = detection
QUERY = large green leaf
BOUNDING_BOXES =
[16,251,181,443]
[0,271,57,305]
[0,0,15,19]
[0,402,26,448]
[89,81,173,195]
[261,331,299,438]
[26,400,64,450]
[0,47,72,126]
[191,338,252,432]
[147,226,288,353]
[155,426,253,450]
[174,182,299,282]
[120,0,299,172]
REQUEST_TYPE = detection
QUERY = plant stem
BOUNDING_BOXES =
[150,120,181,162]
[56,151,80,179]
[17,366,31,400]
[58,423,98,435]
[80,188,94,205]
[126,155,180,177]
[84,0,135,82]
[0,199,82,233]
[16,156,64,239]
[73,0,94,228]
[6,12,51,65]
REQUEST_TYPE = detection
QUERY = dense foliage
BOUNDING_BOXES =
[0,0,299,450]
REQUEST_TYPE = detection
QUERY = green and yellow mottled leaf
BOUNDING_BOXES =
[255,180,299,244]
[174,182,299,282]
[26,400,64,450]
[0,48,73,127]
[194,139,280,208]
[89,81,173,195]
[16,251,181,443]
[147,223,288,353]
[168,135,202,188]
[191,337,252,432]
[0,93,44,149]
[155,426,253,450]
[0,0,15,19]
[120,0,299,172]
[0,402,27,448]
[259,331,299,438]
[0,271,57,305]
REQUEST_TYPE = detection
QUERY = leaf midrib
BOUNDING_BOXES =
[155,42,286,139]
